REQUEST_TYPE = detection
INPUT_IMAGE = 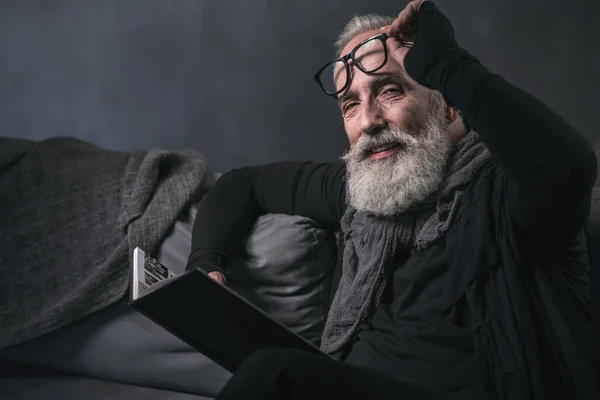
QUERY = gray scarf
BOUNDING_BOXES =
[320,130,493,358]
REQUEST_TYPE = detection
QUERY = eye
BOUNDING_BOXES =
[342,101,359,115]
[381,85,403,96]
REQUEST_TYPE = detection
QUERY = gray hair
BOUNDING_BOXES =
[334,14,395,57]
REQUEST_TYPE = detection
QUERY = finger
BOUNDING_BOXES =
[394,12,409,28]
[380,24,393,37]
[386,36,404,53]
[395,7,406,20]
[395,7,413,26]
[208,271,227,285]
[391,4,419,38]
[392,13,403,29]
[401,1,420,23]
[391,16,411,37]
[387,18,403,39]
[391,19,416,42]
[410,0,426,11]
[387,38,410,69]
[398,21,417,32]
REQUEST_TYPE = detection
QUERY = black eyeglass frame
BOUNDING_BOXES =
[314,33,413,98]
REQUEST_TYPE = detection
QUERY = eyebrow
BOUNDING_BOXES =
[337,90,359,107]
[337,73,409,107]
[372,73,409,91]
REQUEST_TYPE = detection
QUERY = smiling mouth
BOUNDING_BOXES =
[370,143,399,153]
[365,143,403,160]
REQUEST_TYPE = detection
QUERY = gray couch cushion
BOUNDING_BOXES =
[0,204,338,396]
[0,297,232,397]
[0,361,211,400]
[227,213,337,345]
[158,205,338,346]
[0,377,208,400]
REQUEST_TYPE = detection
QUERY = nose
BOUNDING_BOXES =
[359,99,386,136]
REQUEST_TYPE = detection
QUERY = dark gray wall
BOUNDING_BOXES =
[1,0,598,172]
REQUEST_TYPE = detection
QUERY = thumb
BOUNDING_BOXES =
[208,271,227,286]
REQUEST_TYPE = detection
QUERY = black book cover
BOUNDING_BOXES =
[130,248,327,373]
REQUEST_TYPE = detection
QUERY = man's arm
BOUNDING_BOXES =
[186,161,346,278]
[388,1,597,242]
[447,61,596,242]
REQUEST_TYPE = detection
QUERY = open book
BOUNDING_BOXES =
[130,247,327,372]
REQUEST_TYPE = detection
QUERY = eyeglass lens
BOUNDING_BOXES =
[318,37,386,95]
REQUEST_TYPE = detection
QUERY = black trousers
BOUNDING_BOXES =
[217,347,456,400]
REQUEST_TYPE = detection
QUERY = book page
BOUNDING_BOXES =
[132,247,178,300]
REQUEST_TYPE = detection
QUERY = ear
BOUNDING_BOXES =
[444,104,460,125]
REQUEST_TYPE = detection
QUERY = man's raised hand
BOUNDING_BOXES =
[382,1,460,89]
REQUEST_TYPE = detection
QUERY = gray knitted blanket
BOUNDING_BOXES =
[0,136,211,349]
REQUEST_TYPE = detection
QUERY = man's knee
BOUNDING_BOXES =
[218,347,303,400]
[236,347,316,388]
[233,346,306,384]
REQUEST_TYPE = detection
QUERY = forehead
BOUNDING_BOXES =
[335,30,406,94]
[341,30,381,56]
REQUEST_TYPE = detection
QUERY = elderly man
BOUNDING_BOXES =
[187,1,599,399]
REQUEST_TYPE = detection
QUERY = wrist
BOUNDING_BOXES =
[405,44,466,91]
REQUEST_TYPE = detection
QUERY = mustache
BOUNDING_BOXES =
[342,127,419,162]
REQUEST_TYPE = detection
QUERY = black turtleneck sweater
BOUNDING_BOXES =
[186,3,595,397]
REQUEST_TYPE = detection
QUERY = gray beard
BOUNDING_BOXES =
[342,112,452,217]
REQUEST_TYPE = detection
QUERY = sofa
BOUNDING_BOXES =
[1,144,599,399]
[0,176,340,399]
